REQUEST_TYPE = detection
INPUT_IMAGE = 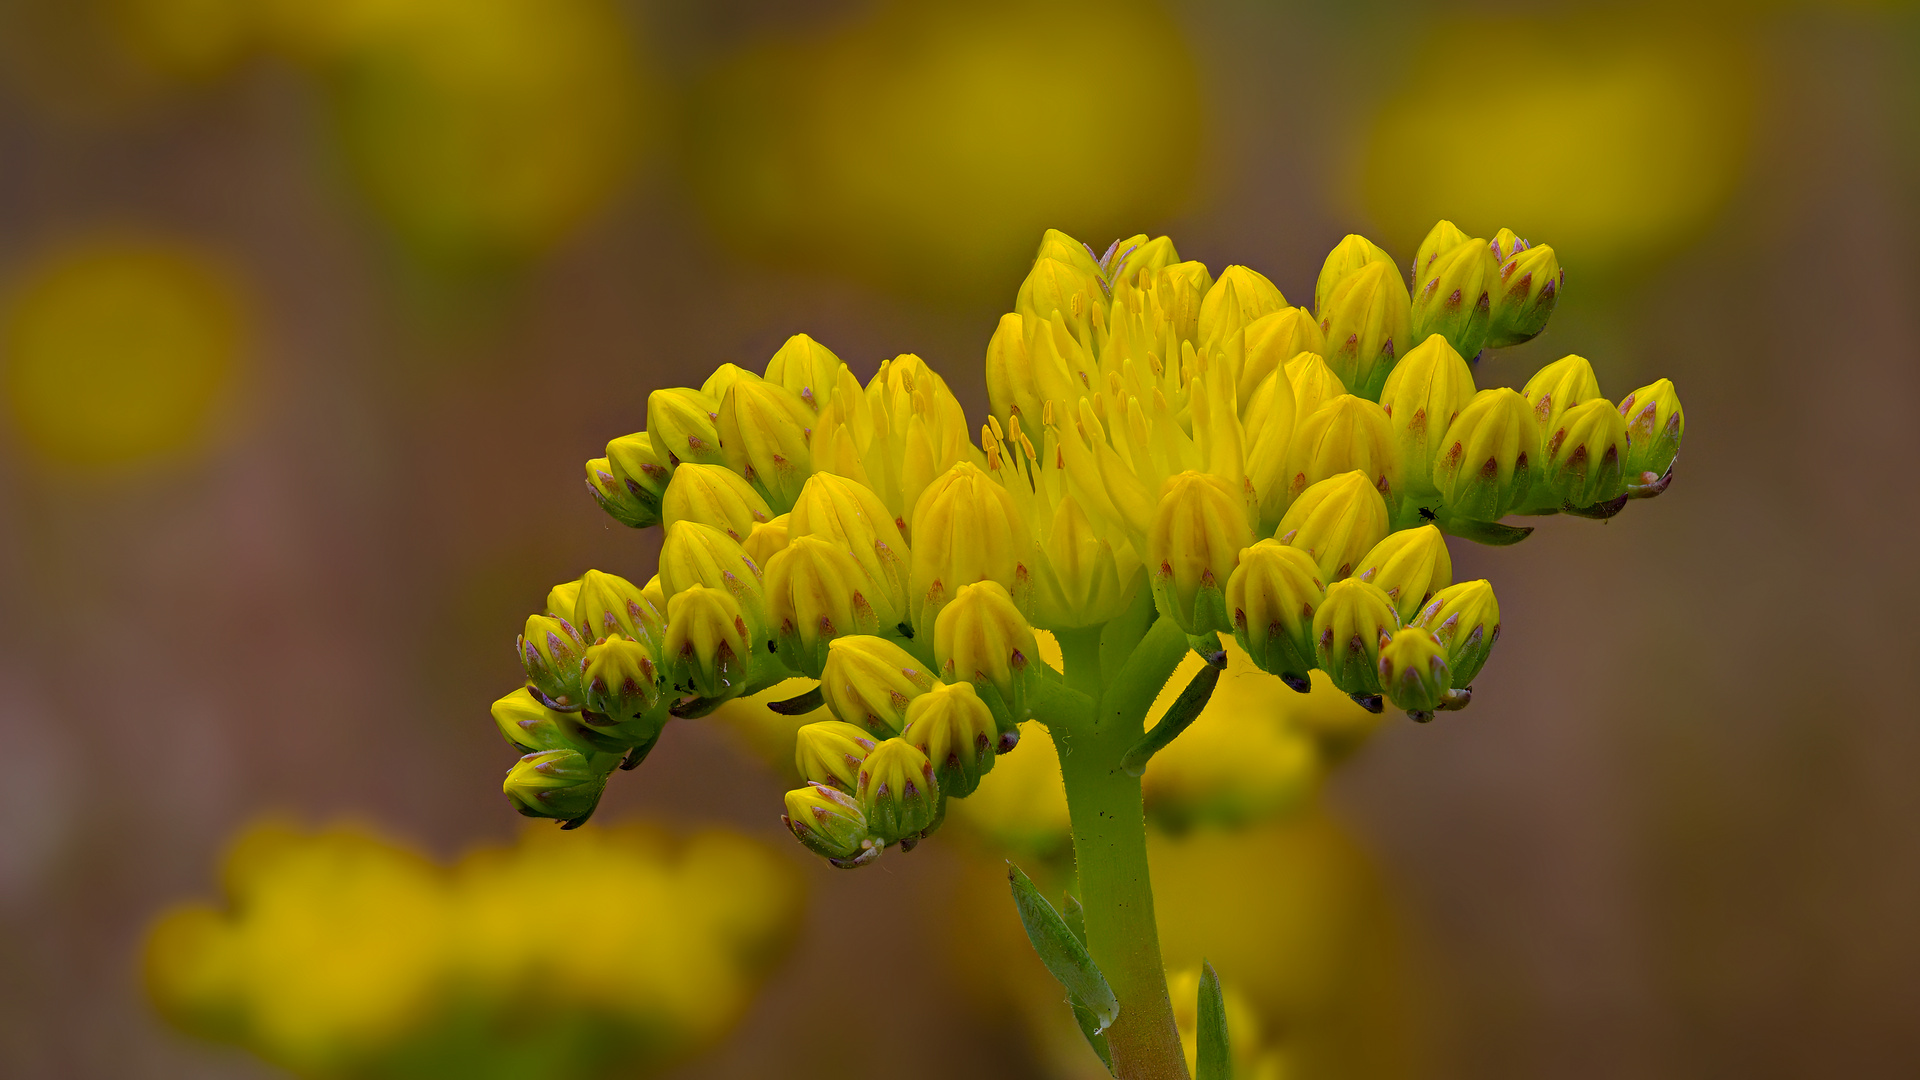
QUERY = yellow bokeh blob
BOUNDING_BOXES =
[3,238,246,469]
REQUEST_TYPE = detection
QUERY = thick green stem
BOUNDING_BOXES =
[1050,625,1191,1080]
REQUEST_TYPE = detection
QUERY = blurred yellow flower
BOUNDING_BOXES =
[2,237,246,469]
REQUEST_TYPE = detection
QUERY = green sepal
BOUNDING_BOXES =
[1008,864,1119,1033]
[1197,961,1232,1080]
[1439,516,1535,547]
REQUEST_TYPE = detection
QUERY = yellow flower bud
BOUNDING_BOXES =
[763,332,846,414]
[788,472,910,621]
[1224,539,1325,691]
[742,513,791,569]
[1522,354,1602,440]
[517,613,587,709]
[1411,220,1472,284]
[1147,471,1253,635]
[1409,237,1498,358]
[908,461,1033,631]
[503,749,607,825]
[491,687,587,754]
[1312,578,1401,706]
[1489,228,1526,262]
[1412,579,1500,687]
[1031,493,1133,631]
[1313,233,1395,317]
[1280,394,1401,517]
[581,636,662,723]
[702,363,755,402]
[1318,260,1411,400]
[1430,388,1539,522]
[1237,307,1325,415]
[934,580,1039,728]
[1487,242,1561,349]
[1274,471,1390,584]
[1035,228,1104,280]
[764,535,887,678]
[1285,351,1348,421]
[1377,626,1451,720]
[903,681,999,797]
[1016,256,1104,340]
[1543,398,1630,509]
[663,585,751,700]
[856,737,941,846]
[1198,265,1286,350]
[574,569,663,651]
[794,719,877,793]
[783,782,878,867]
[1619,378,1684,484]
[1380,334,1476,502]
[545,578,582,621]
[646,387,724,466]
[819,635,936,737]
[716,375,815,512]
[594,431,671,528]
[985,312,1039,426]
[1354,524,1452,624]
[1110,235,1180,283]
[658,521,768,642]
[661,463,772,544]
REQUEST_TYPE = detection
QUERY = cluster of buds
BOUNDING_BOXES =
[491,222,1685,860]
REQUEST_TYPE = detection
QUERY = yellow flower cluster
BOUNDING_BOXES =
[513,224,1685,868]
[144,819,801,1078]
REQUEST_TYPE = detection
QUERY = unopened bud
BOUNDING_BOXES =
[658,522,768,642]
[856,738,941,846]
[1412,579,1499,687]
[1618,378,1684,484]
[819,636,936,737]
[717,376,815,512]
[1312,578,1401,706]
[503,749,607,825]
[1032,493,1131,631]
[661,463,772,545]
[1318,260,1412,400]
[646,387,725,467]
[1282,394,1401,516]
[1110,234,1180,282]
[663,585,751,700]
[491,687,589,754]
[581,636,662,723]
[1286,352,1348,421]
[788,472,910,619]
[518,614,587,709]
[903,681,999,796]
[783,782,879,867]
[908,462,1034,631]
[1147,471,1253,635]
[574,569,663,651]
[1486,242,1561,348]
[1238,307,1326,415]
[1225,539,1325,691]
[934,579,1039,730]
[1380,334,1476,502]
[1431,388,1539,522]
[1354,524,1452,624]
[986,313,1039,426]
[764,535,886,678]
[1543,398,1630,509]
[546,578,583,621]
[742,513,791,569]
[1522,355,1602,440]
[1314,234,1396,317]
[1274,471,1390,584]
[763,333,846,414]
[589,435,667,528]
[1411,220,1472,283]
[1378,626,1452,719]
[1409,237,1498,358]
[794,719,877,793]
[1017,256,1104,338]
[1199,265,1287,350]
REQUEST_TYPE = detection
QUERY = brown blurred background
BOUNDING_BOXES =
[2,0,1918,1077]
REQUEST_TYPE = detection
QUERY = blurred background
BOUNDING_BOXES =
[1,0,1917,1077]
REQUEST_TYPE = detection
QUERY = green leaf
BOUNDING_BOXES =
[1070,996,1115,1075]
[1197,961,1232,1080]
[1008,864,1119,1032]
[1439,516,1535,547]
[1062,894,1089,948]
[766,686,824,715]
[1121,662,1222,776]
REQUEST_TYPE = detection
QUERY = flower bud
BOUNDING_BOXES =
[1411,220,1472,283]
[503,749,607,825]
[1430,388,1539,522]
[1036,228,1104,279]
[1198,265,1287,350]
[763,332,846,414]
[1486,242,1561,348]
[1412,579,1500,687]
[1489,228,1527,262]
[783,782,879,867]
[661,463,772,545]
[1032,493,1132,631]
[742,513,791,569]
[1409,237,1498,358]
[1312,578,1401,705]
[1380,334,1476,501]
[574,569,663,651]
[1281,394,1401,517]
[589,435,668,528]
[702,363,755,402]
[1543,398,1630,509]
[663,585,751,700]
[1237,308,1325,415]
[819,636,936,737]
[794,719,877,793]
[491,687,589,754]
[546,578,583,620]
[717,376,815,512]
[1354,524,1452,624]
[1274,471,1390,584]
[646,387,725,466]
[581,636,663,723]
[1225,539,1325,690]
[1017,256,1104,339]
[908,462,1034,631]
[764,535,885,678]
[985,313,1039,426]
[658,521,768,642]
[1318,260,1412,400]
[1522,355,1602,440]
[903,681,999,797]
[1286,352,1348,421]
[788,472,910,621]
[518,614,587,709]
[1618,378,1684,483]
[1314,234,1395,317]
[1378,626,1451,719]
[1147,471,1253,635]
[856,737,941,846]
[934,580,1039,730]
[1110,235,1180,282]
